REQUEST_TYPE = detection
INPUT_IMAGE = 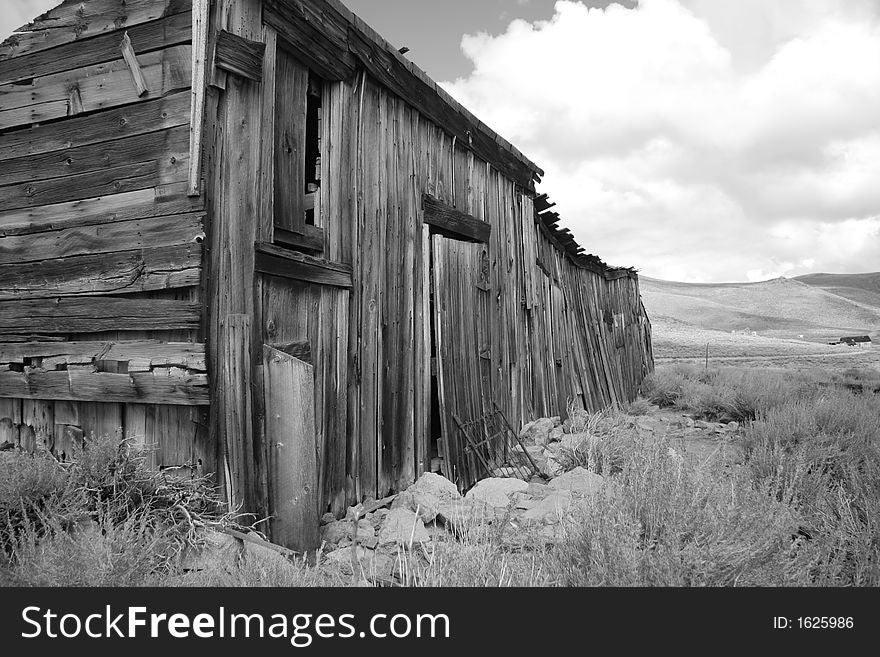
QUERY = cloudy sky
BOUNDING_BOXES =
[5,1,879,282]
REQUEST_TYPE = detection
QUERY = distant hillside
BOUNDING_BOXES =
[794,272,880,309]
[640,275,880,344]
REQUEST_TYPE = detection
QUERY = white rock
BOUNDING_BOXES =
[436,499,497,534]
[543,454,565,477]
[548,467,605,495]
[323,547,395,579]
[464,477,528,508]
[520,418,557,446]
[377,507,430,545]
[522,490,573,524]
[321,519,374,545]
[392,472,461,523]
[547,426,565,443]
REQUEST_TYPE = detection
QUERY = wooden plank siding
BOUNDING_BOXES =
[0,0,652,547]
[0,0,208,478]
[326,73,652,500]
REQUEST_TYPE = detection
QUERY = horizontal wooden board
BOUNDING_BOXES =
[0,340,206,371]
[0,296,201,334]
[0,0,192,62]
[0,369,209,405]
[255,242,352,288]
[423,193,491,243]
[0,11,192,86]
[0,125,190,188]
[273,225,324,252]
[0,181,202,238]
[0,45,191,130]
[0,152,188,212]
[214,29,265,81]
[0,211,204,265]
[0,243,202,300]
[0,91,190,162]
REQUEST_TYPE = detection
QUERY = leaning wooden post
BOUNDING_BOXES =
[221,314,255,512]
[262,346,319,553]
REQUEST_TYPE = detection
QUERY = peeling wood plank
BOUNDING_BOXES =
[0,125,190,189]
[120,31,149,96]
[221,315,254,510]
[0,244,202,301]
[273,225,324,252]
[0,11,192,86]
[422,193,491,244]
[255,243,352,288]
[0,340,205,371]
[0,211,204,265]
[0,155,188,213]
[262,345,319,552]
[0,181,202,238]
[188,0,209,196]
[263,2,356,81]
[0,45,191,131]
[0,297,202,335]
[274,48,308,233]
[0,91,191,162]
[257,25,278,241]
[0,0,192,63]
[0,369,209,405]
[214,29,265,81]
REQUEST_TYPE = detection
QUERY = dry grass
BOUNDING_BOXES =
[3,366,878,587]
[0,435,242,586]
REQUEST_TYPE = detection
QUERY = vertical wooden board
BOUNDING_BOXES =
[258,24,278,242]
[0,397,21,447]
[147,404,196,467]
[124,403,153,467]
[21,399,54,452]
[221,314,254,511]
[331,287,349,514]
[313,288,327,512]
[274,48,308,232]
[357,80,380,500]
[415,222,431,477]
[396,101,416,491]
[78,401,121,439]
[345,75,364,505]
[262,346,319,553]
[378,91,397,496]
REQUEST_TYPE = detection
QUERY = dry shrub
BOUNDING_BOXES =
[0,435,239,586]
[744,392,880,585]
[549,442,799,586]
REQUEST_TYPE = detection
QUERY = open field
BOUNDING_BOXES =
[641,274,880,345]
[2,360,878,587]
[642,271,880,370]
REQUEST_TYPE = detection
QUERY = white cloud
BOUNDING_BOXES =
[442,0,880,281]
[0,1,58,44]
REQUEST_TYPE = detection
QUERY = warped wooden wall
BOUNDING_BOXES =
[0,0,213,475]
[312,73,653,501]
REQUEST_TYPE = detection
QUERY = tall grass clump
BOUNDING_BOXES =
[548,440,799,586]
[743,392,880,585]
[0,435,235,586]
[555,404,637,475]
[641,364,815,422]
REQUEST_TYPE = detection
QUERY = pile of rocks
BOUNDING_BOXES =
[317,464,610,581]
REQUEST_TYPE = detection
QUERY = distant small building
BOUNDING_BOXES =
[840,336,872,348]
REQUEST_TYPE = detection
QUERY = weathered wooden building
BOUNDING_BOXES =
[0,0,652,548]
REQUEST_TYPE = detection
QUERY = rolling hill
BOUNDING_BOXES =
[794,272,880,309]
[639,273,880,359]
